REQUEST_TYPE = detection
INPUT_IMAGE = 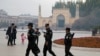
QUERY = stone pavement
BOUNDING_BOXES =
[0,31,100,56]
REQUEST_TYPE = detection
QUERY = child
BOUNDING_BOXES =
[21,33,26,44]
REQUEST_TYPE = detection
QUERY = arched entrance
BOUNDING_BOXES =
[57,14,65,27]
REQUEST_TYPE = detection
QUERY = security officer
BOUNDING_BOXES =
[43,24,56,56]
[25,23,39,56]
[34,28,41,46]
[64,28,74,56]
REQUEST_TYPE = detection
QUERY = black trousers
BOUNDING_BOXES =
[7,35,13,46]
[43,42,56,56]
[25,44,38,56]
[65,44,73,56]
[13,39,16,45]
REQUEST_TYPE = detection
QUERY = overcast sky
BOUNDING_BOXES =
[0,0,86,17]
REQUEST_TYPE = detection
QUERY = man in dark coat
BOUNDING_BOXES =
[25,23,39,56]
[43,24,56,56]
[6,23,15,46]
[64,28,74,56]
[13,26,17,45]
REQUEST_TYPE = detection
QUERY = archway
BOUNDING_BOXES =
[57,14,65,27]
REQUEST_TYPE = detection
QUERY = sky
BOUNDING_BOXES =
[0,0,86,17]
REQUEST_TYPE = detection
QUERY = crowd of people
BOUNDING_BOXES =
[6,23,74,56]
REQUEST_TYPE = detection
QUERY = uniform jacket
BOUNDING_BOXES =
[44,28,53,43]
[64,33,74,45]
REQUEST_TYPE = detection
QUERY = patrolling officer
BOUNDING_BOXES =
[43,24,56,56]
[34,28,41,46]
[64,28,74,56]
[25,23,39,56]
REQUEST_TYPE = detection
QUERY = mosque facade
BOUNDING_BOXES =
[38,1,79,29]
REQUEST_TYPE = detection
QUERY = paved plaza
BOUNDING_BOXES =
[0,30,100,56]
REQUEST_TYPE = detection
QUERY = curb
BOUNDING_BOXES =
[53,43,100,52]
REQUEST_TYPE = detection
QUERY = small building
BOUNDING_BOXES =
[0,9,38,28]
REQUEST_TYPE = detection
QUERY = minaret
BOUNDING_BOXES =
[63,0,65,4]
[63,0,66,9]
[39,5,41,18]
[75,4,79,19]
[59,0,62,6]
[38,5,41,28]
[60,0,61,3]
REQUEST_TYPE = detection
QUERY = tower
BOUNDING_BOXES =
[75,4,79,19]
[60,0,61,3]
[39,5,41,18]
[63,0,65,4]
[63,0,66,8]
[59,0,62,7]
[77,0,83,2]
[38,5,42,27]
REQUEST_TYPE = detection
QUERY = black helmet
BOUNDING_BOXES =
[66,27,70,31]
[45,23,49,27]
[11,23,14,26]
[27,23,33,27]
[36,28,39,30]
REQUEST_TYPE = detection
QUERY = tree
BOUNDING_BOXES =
[53,2,76,17]
[79,0,100,17]
[72,0,100,30]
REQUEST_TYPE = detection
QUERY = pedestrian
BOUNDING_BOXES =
[13,26,17,45]
[21,33,26,44]
[43,24,56,56]
[6,23,15,46]
[92,28,97,36]
[64,28,74,56]
[25,23,40,56]
[34,28,41,45]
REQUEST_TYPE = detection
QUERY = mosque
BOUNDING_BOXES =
[38,0,79,29]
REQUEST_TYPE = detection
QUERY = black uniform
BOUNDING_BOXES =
[43,28,56,56]
[6,26,14,46]
[34,31,41,45]
[25,29,39,56]
[64,33,74,56]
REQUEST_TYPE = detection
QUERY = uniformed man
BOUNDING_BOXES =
[25,23,39,56]
[43,24,56,56]
[34,28,41,46]
[64,28,74,56]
